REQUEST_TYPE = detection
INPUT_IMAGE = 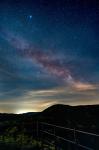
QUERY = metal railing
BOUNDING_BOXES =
[38,122,99,150]
[0,121,99,150]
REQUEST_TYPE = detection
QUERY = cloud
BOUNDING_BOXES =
[72,81,97,91]
[0,85,99,113]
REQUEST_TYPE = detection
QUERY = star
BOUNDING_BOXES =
[29,15,33,19]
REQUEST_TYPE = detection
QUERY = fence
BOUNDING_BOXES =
[0,121,99,150]
[38,122,99,150]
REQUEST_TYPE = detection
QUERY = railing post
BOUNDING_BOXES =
[74,128,78,150]
[54,126,57,150]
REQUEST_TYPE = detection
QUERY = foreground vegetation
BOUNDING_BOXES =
[0,127,41,150]
[0,126,55,150]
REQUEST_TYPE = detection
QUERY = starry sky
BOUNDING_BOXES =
[0,0,99,113]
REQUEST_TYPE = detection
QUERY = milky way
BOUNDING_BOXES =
[0,29,71,80]
[0,28,95,91]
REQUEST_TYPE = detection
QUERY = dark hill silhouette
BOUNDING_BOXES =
[39,104,99,133]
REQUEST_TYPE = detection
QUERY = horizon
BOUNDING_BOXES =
[0,0,99,113]
[0,103,99,114]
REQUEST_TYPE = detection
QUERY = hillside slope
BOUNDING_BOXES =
[39,104,99,133]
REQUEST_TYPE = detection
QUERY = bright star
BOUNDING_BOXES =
[29,15,33,19]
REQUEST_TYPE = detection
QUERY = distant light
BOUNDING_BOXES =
[16,109,38,114]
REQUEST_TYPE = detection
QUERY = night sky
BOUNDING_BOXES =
[0,0,99,113]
